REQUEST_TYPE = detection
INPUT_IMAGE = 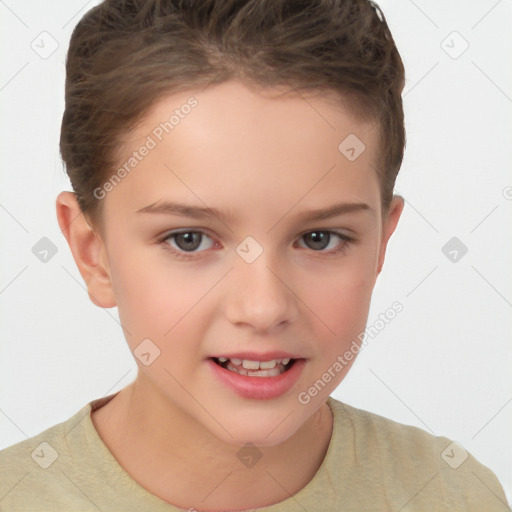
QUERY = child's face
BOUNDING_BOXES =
[90,80,402,446]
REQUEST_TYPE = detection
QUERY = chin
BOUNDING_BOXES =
[203,410,305,449]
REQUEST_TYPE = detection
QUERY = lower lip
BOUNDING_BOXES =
[207,358,306,400]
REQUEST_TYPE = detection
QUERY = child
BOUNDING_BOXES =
[1,0,510,510]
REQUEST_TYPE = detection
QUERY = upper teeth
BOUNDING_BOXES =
[217,357,291,369]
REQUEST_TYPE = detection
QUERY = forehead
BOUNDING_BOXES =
[104,80,381,225]
[124,79,378,159]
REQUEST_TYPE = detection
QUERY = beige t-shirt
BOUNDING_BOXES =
[0,393,509,511]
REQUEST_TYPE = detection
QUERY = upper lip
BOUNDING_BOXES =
[209,351,303,361]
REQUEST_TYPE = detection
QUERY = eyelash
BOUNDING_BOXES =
[158,229,355,261]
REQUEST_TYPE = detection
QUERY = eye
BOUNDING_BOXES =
[296,230,354,255]
[160,230,216,260]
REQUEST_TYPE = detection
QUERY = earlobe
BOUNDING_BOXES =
[56,191,117,308]
[376,195,405,275]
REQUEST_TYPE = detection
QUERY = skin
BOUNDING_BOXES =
[56,79,404,510]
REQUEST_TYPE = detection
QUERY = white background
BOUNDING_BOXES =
[1,0,511,506]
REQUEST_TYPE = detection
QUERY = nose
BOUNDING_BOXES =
[224,248,299,333]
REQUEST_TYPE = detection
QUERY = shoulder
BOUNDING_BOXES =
[0,401,103,511]
[0,410,72,473]
[327,397,511,511]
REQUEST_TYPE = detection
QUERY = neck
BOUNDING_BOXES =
[91,377,333,510]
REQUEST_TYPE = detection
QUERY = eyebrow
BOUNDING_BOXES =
[135,200,372,224]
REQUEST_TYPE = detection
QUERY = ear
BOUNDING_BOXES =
[56,191,116,308]
[376,195,404,276]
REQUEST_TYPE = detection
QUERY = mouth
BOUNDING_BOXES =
[207,354,306,399]
[209,356,298,378]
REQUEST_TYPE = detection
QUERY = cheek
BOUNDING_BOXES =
[106,246,180,333]
[305,252,377,349]
[107,247,214,361]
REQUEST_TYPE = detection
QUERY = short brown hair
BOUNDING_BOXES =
[60,0,406,227]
